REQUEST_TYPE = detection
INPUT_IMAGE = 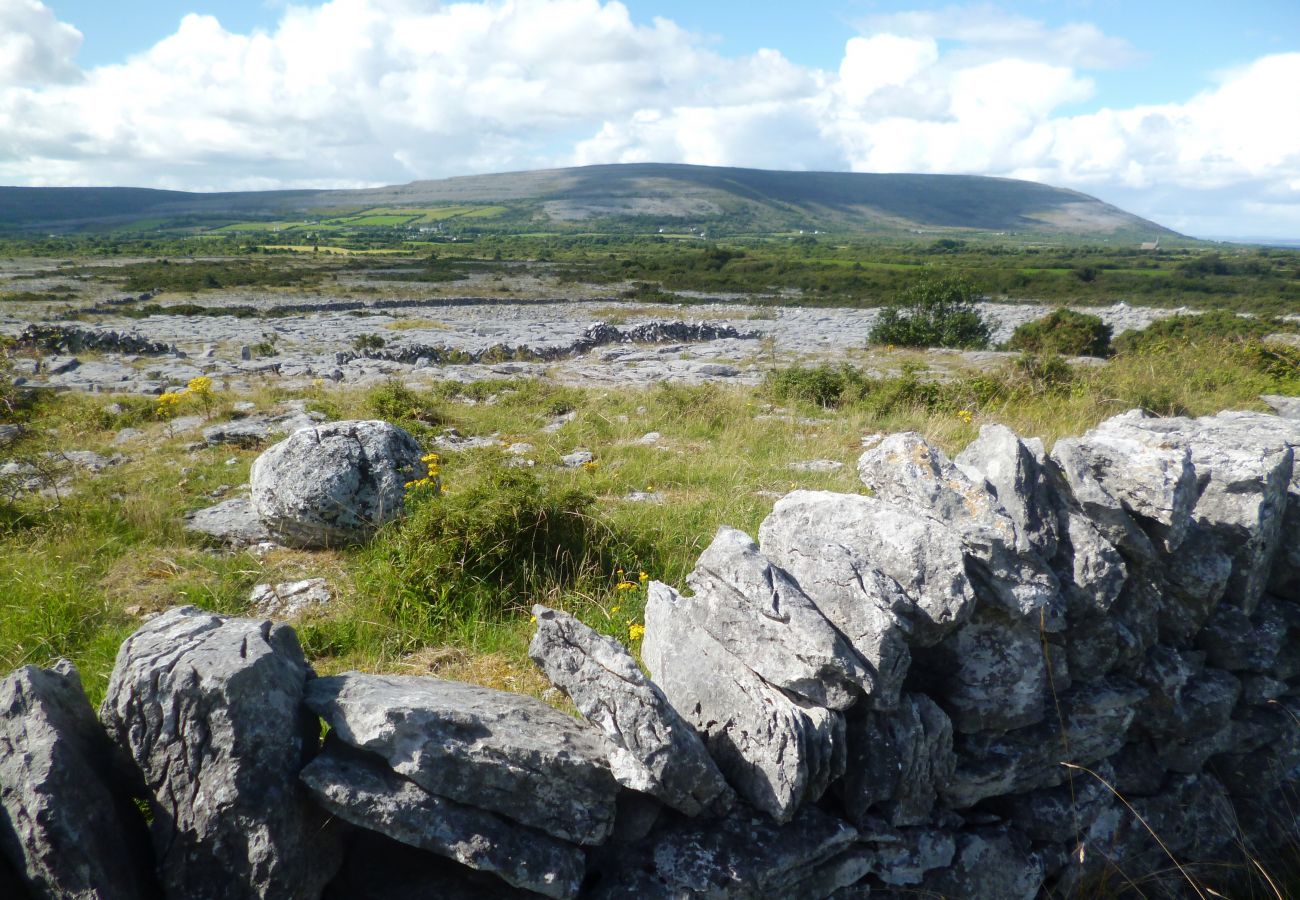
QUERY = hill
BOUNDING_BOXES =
[0,163,1178,239]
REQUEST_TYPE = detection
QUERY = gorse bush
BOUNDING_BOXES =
[869,274,993,349]
[1005,308,1113,357]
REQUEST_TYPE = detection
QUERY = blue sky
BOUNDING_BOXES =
[6,0,1300,237]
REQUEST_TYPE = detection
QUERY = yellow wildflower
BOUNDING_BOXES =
[957,409,974,424]
[638,571,649,583]
[628,623,645,641]
[186,375,213,396]
[616,580,637,591]
[582,460,599,471]
[610,606,621,615]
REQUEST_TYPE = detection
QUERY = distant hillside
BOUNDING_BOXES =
[0,164,1179,239]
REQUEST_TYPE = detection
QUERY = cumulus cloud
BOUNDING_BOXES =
[0,0,82,87]
[0,0,1296,237]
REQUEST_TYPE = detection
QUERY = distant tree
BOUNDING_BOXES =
[869,273,993,349]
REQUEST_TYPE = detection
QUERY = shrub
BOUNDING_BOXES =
[366,380,444,428]
[869,274,993,349]
[352,333,386,351]
[1005,308,1113,357]
[368,468,627,620]
[766,364,869,408]
[1113,310,1297,355]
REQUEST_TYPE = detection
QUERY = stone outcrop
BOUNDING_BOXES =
[250,420,425,548]
[0,661,157,899]
[5,405,1300,898]
[99,606,336,899]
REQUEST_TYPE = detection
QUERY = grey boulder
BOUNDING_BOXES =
[955,424,1059,559]
[305,673,619,845]
[99,606,335,900]
[301,741,585,899]
[642,582,845,823]
[0,660,157,900]
[527,605,734,817]
[249,578,332,619]
[250,420,425,549]
[682,527,874,710]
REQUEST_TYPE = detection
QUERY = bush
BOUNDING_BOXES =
[366,380,445,428]
[1114,310,1297,354]
[368,468,629,621]
[352,333,386,351]
[869,274,993,349]
[766,364,869,408]
[1005,308,1113,357]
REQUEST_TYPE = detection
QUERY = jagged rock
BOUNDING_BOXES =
[681,527,874,710]
[527,605,733,817]
[1064,610,1135,676]
[858,433,1061,624]
[642,583,845,823]
[956,425,1059,559]
[301,740,585,899]
[1117,411,1296,612]
[759,489,971,651]
[1138,664,1240,773]
[1053,511,1127,617]
[1262,394,1300,419]
[994,761,1116,844]
[99,606,335,899]
[908,827,1043,900]
[0,661,157,900]
[0,424,20,448]
[589,805,866,899]
[787,459,844,473]
[203,418,274,448]
[916,606,1048,733]
[184,496,272,546]
[836,693,954,827]
[248,577,332,619]
[250,420,425,549]
[1155,530,1233,645]
[1196,600,1286,672]
[850,826,957,888]
[943,678,1144,808]
[305,673,619,845]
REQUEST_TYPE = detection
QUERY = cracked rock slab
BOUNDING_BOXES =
[305,672,619,845]
[682,526,875,710]
[301,740,585,899]
[642,582,845,823]
[527,605,734,817]
[99,606,336,900]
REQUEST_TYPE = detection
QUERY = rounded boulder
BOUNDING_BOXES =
[251,420,425,549]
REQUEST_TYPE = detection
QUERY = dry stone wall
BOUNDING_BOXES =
[1,406,1299,898]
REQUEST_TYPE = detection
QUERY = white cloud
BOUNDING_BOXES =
[0,0,1296,237]
[0,0,82,87]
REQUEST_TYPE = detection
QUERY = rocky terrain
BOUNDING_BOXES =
[2,403,1299,898]
[2,278,1192,394]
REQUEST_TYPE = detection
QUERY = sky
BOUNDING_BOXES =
[2,0,1298,239]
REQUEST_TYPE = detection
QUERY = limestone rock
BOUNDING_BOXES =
[99,606,335,899]
[682,527,874,710]
[527,605,733,817]
[324,830,544,900]
[1053,510,1127,617]
[250,420,425,549]
[184,496,272,547]
[589,805,865,899]
[760,489,972,649]
[836,692,954,827]
[301,741,585,899]
[305,673,619,845]
[956,424,1059,559]
[249,578,332,619]
[858,433,1061,623]
[917,606,1049,734]
[944,678,1144,808]
[0,660,157,900]
[912,827,1043,900]
[560,449,593,468]
[642,583,845,823]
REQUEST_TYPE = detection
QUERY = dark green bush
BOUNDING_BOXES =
[352,333,386,351]
[1113,310,1297,354]
[366,380,444,428]
[1005,308,1113,357]
[869,274,992,349]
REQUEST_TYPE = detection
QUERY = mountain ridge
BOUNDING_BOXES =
[0,163,1179,239]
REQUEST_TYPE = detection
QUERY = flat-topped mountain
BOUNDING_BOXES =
[0,163,1177,238]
